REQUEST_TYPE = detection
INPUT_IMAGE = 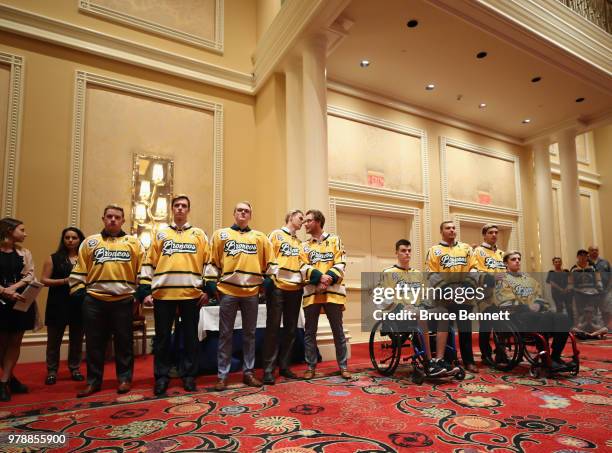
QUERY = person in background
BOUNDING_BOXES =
[546,257,572,322]
[571,306,607,340]
[0,218,36,401]
[569,249,603,328]
[41,227,86,385]
[587,245,610,326]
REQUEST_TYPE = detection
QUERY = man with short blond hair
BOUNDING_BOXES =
[205,202,275,390]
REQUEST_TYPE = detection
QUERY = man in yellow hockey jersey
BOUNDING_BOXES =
[139,195,210,396]
[425,221,478,373]
[205,202,275,390]
[495,251,573,371]
[471,224,505,366]
[300,209,351,380]
[262,209,305,385]
[70,205,145,397]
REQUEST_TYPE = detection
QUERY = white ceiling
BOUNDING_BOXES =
[326,0,612,140]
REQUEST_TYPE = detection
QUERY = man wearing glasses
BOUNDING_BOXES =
[300,209,351,380]
[262,209,305,385]
[205,202,275,390]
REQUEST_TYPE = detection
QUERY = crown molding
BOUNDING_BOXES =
[427,0,612,93]
[328,80,524,146]
[253,0,349,91]
[0,4,254,94]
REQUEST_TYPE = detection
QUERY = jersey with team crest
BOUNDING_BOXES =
[472,243,506,272]
[268,227,303,291]
[494,272,548,309]
[70,233,145,302]
[300,232,347,307]
[205,227,275,297]
[139,225,210,300]
[378,265,423,309]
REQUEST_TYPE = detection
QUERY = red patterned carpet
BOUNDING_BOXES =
[1,340,611,452]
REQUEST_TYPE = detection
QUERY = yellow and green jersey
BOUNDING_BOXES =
[300,232,346,307]
[471,243,505,272]
[70,232,144,302]
[378,265,423,308]
[268,227,303,291]
[205,225,275,297]
[139,224,210,300]
[494,272,547,309]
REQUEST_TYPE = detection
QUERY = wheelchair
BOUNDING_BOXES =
[482,307,580,378]
[369,316,466,385]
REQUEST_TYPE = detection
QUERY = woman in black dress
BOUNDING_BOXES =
[41,227,85,384]
[0,217,36,401]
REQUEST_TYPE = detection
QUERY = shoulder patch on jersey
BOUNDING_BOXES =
[303,245,310,253]
[219,230,229,240]
[434,248,442,256]
[276,234,284,241]
[87,238,99,248]
[480,250,486,257]
[157,231,167,241]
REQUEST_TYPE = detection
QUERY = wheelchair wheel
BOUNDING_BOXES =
[455,367,466,381]
[489,321,523,371]
[411,368,425,385]
[369,320,401,376]
[522,333,548,370]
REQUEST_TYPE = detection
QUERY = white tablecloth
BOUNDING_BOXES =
[198,305,305,341]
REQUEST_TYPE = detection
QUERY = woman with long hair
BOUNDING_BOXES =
[0,217,36,401]
[41,227,86,385]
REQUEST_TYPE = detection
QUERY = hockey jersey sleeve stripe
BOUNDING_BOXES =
[204,263,220,279]
[87,281,137,295]
[276,268,303,283]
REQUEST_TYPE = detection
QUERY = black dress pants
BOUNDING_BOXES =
[46,322,84,374]
[83,295,134,386]
[153,299,199,383]
[262,286,302,373]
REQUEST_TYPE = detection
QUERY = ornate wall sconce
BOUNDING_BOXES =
[131,154,174,248]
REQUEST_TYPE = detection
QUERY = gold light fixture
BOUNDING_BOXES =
[131,154,174,248]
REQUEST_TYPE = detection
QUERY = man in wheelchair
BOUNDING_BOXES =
[493,251,575,372]
[376,239,458,377]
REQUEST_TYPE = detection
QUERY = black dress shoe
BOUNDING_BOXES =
[9,376,28,394]
[0,382,10,402]
[77,384,101,398]
[71,370,85,382]
[154,380,169,396]
[183,378,197,392]
[279,369,298,379]
[262,372,275,385]
[117,381,131,394]
[45,374,57,385]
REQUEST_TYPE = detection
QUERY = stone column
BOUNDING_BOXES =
[533,139,555,270]
[557,128,583,260]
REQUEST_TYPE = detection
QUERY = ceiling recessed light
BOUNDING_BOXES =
[522,118,531,124]
[406,19,419,28]
[359,60,370,68]
[531,76,542,83]
[426,84,435,90]
[479,103,487,108]
[476,51,488,59]
[576,97,585,103]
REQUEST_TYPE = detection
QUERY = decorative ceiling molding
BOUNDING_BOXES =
[252,0,350,90]
[0,4,253,94]
[328,81,523,146]
[427,0,612,92]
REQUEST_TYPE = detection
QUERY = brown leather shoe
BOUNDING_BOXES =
[465,363,479,373]
[303,369,315,380]
[214,379,227,391]
[243,373,262,387]
[117,381,131,394]
[77,384,101,398]
[340,368,352,380]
